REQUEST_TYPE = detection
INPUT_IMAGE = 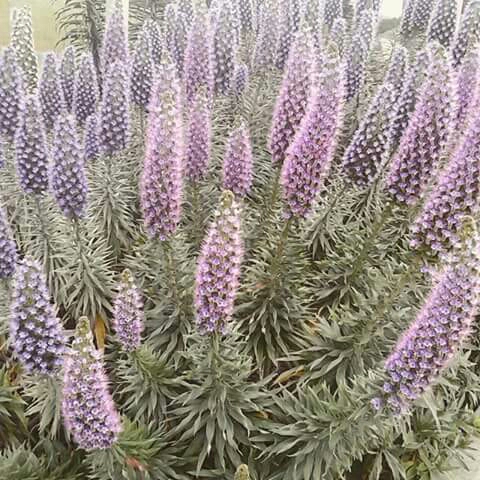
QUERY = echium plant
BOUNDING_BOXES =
[0,47,24,139]
[342,46,408,187]
[39,52,66,131]
[213,2,239,95]
[456,47,480,132]
[73,53,99,127]
[164,4,188,76]
[140,59,183,240]
[400,0,416,36]
[328,18,347,56]
[0,206,17,279]
[15,94,50,195]
[324,0,344,30]
[413,0,436,33]
[269,30,316,165]
[60,46,76,112]
[98,61,130,157]
[9,257,65,375]
[185,92,212,184]
[10,6,38,91]
[385,44,457,206]
[195,190,243,334]
[427,0,460,48]
[282,51,345,219]
[112,269,144,352]
[275,0,297,70]
[238,0,254,32]
[50,114,88,219]
[84,114,100,162]
[142,19,163,65]
[377,224,480,411]
[410,96,480,255]
[183,11,215,103]
[253,1,278,70]
[101,1,128,73]
[62,316,122,450]
[222,122,253,198]
[130,27,154,109]
[452,0,480,66]
[232,62,249,95]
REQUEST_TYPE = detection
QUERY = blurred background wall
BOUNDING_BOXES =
[0,0,402,50]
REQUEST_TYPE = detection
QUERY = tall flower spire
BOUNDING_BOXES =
[0,206,17,279]
[142,19,163,65]
[452,1,480,66]
[15,94,50,195]
[130,28,154,109]
[73,53,99,127]
[84,114,100,162]
[427,0,460,48]
[164,4,188,76]
[324,0,344,29]
[62,316,122,450]
[101,2,128,73]
[50,114,88,219]
[98,61,130,156]
[61,46,76,112]
[0,47,24,139]
[9,257,66,375]
[456,47,480,130]
[140,59,184,240]
[39,52,66,131]
[385,45,457,206]
[269,30,316,165]
[281,52,345,219]
[253,1,278,70]
[328,18,347,56]
[195,191,243,334]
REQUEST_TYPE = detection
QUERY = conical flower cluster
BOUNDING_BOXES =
[222,123,253,198]
[131,28,154,108]
[386,46,456,205]
[15,94,50,195]
[195,191,243,334]
[400,0,416,36]
[324,0,343,29]
[456,48,480,130]
[101,3,128,73]
[62,317,122,450]
[0,206,17,279]
[329,18,347,56]
[140,60,183,240]
[10,7,38,91]
[9,257,65,375]
[253,2,278,70]
[427,0,460,48]
[342,46,408,186]
[379,229,480,411]
[39,53,65,131]
[213,2,239,95]
[165,4,188,76]
[98,61,130,156]
[281,53,345,219]
[413,0,436,33]
[112,269,144,352]
[183,12,215,103]
[143,19,163,65]
[84,114,100,162]
[452,1,480,66]
[50,114,88,219]
[269,31,315,165]
[185,93,212,183]
[0,47,24,139]
[410,96,480,254]
[275,0,297,70]
[232,62,249,95]
[238,0,254,31]
[61,46,76,112]
[73,53,99,127]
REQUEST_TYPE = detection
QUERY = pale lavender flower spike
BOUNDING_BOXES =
[73,53,99,127]
[0,206,17,279]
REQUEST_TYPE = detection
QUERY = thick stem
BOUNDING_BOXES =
[161,238,182,314]
[33,196,54,280]
[269,218,292,287]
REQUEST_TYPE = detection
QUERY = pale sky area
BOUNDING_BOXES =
[380,0,404,19]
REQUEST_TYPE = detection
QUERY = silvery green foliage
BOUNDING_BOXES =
[10,6,38,91]
[427,0,460,48]
[452,0,480,66]
[60,45,76,112]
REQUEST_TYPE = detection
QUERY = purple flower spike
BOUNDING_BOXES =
[39,52,66,131]
[15,94,50,195]
[232,62,249,95]
[98,61,130,156]
[324,0,343,29]
[329,18,347,56]
[140,60,183,240]
[183,12,215,103]
[276,0,297,70]
[383,45,409,90]
[239,0,254,31]
[51,114,88,219]
[0,206,17,279]
[427,0,460,48]
[186,93,212,183]
[73,53,99,127]
[0,47,24,139]
[9,257,65,375]
[195,191,243,335]
[84,114,100,162]
[452,1,480,67]
[101,3,128,74]
[381,230,480,411]
[165,4,188,76]
[131,28,154,108]
[61,46,76,112]
[62,316,122,450]
[270,30,316,165]
[281,53,345,219]
[413,0,436,33]
[400,0,416,36]
[112,269,144,352]
[253,2,278,70]
[143,19,163,65]
[222,123,253,198]
[385,44,457,206]
[456,48,480,130]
